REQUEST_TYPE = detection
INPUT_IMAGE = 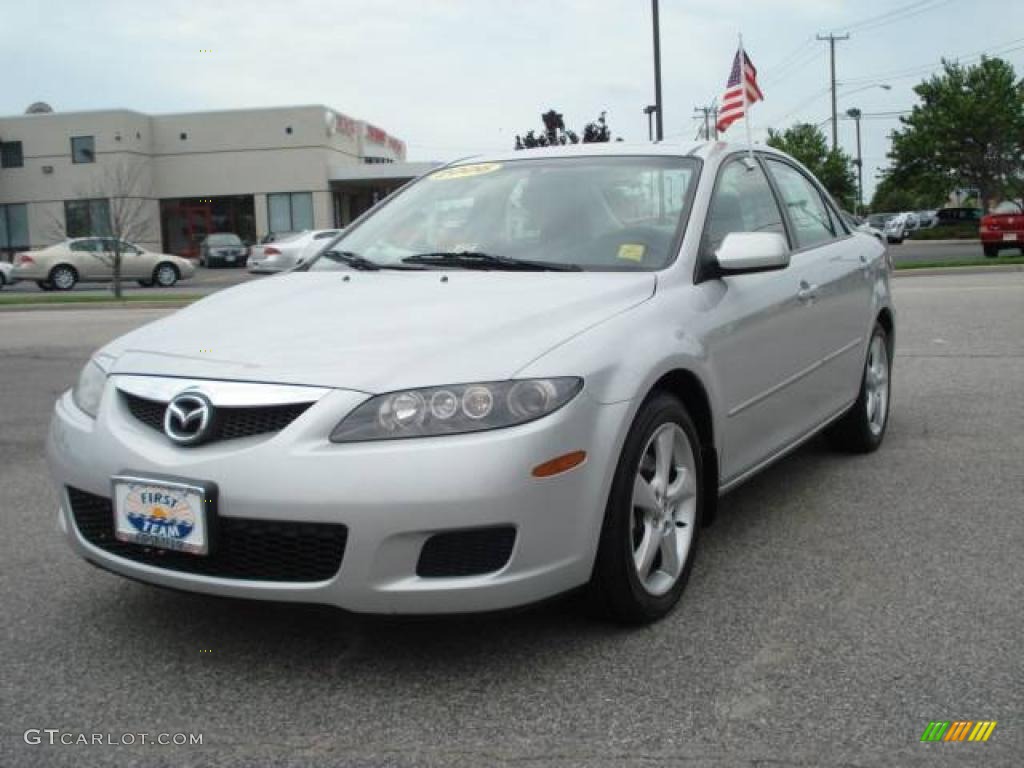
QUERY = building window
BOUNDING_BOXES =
[71,136,95,164]
[0,204,30,254]
[1,141,24,168]
[268,192,314,233]
[64,199,111,237]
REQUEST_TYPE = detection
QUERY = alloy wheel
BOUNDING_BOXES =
[630,423,697,596]
[865,334,889,436]
[155,264,177,287]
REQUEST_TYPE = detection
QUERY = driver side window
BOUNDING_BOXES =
[701,158,785,263]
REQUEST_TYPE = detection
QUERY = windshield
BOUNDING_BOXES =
[309,156,700,272]
[207,234,243,246]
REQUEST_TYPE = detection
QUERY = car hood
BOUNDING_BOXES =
[106,271,657,392]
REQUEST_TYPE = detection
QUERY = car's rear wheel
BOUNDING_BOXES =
[49,265,78,291]
[154,262,179,287]
[983,244,999,258]
[137,279,154,287]
[827,323,891,453]
[588,392,703,624]
[36,280,55,291]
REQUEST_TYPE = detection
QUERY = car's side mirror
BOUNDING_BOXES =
[715,232,790,275]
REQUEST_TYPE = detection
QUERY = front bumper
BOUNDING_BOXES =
[47,381,630,614]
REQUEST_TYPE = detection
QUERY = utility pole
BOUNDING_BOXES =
[652,0,664,141]
[692,104,719,140]
[847,108,863,213]
[816,32,849,151]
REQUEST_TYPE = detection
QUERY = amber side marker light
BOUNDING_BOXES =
[532,450,587,478]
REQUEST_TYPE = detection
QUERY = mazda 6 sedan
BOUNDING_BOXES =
[48,143,894,623]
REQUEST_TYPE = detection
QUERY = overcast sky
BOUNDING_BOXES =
[8,0,1024,198]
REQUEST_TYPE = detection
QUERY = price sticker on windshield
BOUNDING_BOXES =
[617,244,646,262]
[430,163,503,181]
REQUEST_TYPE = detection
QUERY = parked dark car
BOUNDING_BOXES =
[934,207,982,226]
[199,233,249,268]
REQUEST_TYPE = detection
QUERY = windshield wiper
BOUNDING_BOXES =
[321,250,384,271]
[401,251,581,272]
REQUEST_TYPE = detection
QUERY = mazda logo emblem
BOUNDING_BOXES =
[163,391,215,446]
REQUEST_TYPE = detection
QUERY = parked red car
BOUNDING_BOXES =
[980,201,1024,257]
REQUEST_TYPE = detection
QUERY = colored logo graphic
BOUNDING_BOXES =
[124,487,195,540]
[920,721,997,742]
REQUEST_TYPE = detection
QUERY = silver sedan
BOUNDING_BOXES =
[48,142,893,624]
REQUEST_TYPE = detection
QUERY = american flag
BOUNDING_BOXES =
[716,47,764,134]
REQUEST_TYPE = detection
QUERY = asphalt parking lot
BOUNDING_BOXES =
[1,271,1021,767]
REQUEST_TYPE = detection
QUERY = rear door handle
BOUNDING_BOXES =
[797,281,818,303]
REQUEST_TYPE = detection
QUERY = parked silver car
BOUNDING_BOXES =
[247,229,342,273]
[48,143,894,623]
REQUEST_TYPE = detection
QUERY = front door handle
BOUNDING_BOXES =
[797,281,818,303]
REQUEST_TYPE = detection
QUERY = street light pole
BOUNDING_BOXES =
[643,105,657,142]
[652,0,664,141]
[847,108,863,214]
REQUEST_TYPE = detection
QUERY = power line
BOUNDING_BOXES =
[841,37,1024,86]
[837,0,957,35]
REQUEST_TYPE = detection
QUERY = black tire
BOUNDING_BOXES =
[153,262,179,287]
[826,322,892,453]
[36,280,55,291]
[137,279,154,287]
[587,392,704,624]
[0,273,5,290]
[48,264,78,291]
[983,245,999,258]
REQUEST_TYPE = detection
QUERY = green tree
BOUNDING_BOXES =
[885,57,1024,209]
[869,171,945,213]
[766,123,857,208]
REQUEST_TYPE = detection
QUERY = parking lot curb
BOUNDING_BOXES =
[894,264,1024,277]
[0,300,197,312]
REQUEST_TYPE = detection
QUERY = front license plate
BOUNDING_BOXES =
[112,476,211,555]
[1003,233,1017,241]
[226,254,237,262]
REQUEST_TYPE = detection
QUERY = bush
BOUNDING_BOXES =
[909,222,979,240]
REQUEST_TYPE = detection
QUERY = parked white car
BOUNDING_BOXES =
[884,212,919,244]
[247,229,342,273]
[48,143,894,624]
[0,260,15,289]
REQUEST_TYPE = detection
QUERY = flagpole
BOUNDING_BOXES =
[739,34,754,165]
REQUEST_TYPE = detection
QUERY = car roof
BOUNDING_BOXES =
[443,140,792,166]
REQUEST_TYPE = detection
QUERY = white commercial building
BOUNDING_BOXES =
[0,104,437,259]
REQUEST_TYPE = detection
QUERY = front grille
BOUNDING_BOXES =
[417,526,516,578]
[68,487,347,582]
[122,392,311,442]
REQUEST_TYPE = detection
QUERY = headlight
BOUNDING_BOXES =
[330,378,583,442]
[72,354,114,418]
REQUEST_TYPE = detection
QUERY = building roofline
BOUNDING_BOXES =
[0,104,358,121]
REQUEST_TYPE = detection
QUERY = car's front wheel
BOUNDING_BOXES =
[827,322,892,453]
[983,244,999,258]
[153,262,179,287]
[588,392,704,624]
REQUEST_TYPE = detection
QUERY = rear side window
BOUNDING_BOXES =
[765,159,836,249]
[701,158,786,261]
[70,239,100,253]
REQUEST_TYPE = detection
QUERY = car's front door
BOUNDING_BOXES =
[764,158,873,424]
[697,156,823,482]
[70,239,106,280]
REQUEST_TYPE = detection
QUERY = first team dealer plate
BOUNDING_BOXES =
[112,474,214,555]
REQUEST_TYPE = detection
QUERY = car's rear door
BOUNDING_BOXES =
[764,157,874,426]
